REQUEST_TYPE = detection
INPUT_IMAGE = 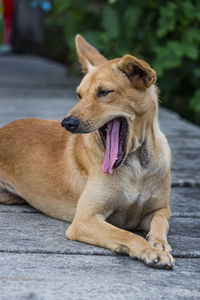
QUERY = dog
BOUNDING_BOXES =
[0,35,174,269]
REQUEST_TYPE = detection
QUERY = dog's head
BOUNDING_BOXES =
[62,34,158,174]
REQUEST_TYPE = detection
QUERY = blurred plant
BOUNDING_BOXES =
[44,0,200,124]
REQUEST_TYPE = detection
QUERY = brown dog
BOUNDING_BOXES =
[0,35,174,269]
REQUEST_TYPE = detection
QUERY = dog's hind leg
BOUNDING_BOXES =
[0,189,25,205]
[0,178,25,205]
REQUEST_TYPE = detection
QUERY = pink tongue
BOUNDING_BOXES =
[102,119,120,174]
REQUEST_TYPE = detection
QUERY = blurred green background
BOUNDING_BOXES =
[1,0,199,125]
[44,0,200,125]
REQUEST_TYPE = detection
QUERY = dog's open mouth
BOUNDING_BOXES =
[98,117,128,174]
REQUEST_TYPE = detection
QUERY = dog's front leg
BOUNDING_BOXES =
[141,207,172,253]
[66,182,174,269]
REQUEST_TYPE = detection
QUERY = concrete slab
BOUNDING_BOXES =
[0,254,199,300]
[169,136,200,150]
[171,149,200,184]
[0,87,76,99]
[160,118,200,138]
[0,55,77,85]
[171,187,200,217]
[0,212,199,258]
[0,98,76,114]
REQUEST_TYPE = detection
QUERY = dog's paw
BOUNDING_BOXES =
[146,234,172,252]
[142,247,175,270]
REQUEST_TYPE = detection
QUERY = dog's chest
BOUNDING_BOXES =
[107,151,156,229]
[108,178,149,229]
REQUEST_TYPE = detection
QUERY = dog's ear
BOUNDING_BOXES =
[75,34,107,73]
[117,55,156,89]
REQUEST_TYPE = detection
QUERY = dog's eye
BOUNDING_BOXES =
[97,90,113,97]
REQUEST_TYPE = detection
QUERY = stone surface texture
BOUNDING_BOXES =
[0,55,199,300]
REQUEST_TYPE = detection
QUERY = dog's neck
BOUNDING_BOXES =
[137,140,149,168]
[129,112,160,169]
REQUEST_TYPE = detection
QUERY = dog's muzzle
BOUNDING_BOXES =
[61,116,80,133]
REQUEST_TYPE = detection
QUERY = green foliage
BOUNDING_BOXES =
[44,0,200,124]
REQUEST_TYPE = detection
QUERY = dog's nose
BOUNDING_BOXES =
[61,116,80,133]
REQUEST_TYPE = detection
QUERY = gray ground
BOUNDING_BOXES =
[0,55,199,300]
